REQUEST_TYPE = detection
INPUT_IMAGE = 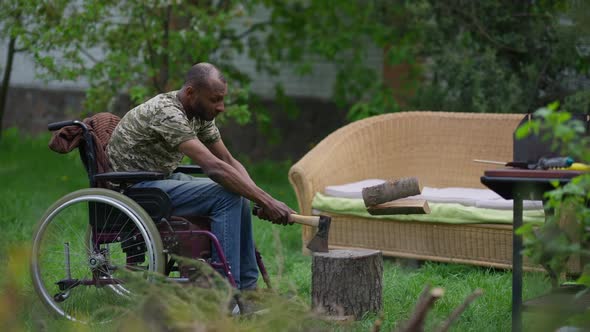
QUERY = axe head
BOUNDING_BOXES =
[306,215,331,252]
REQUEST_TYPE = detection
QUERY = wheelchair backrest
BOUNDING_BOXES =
[49,116,175,223]
[78,136,99,187]
[48,113,120,188]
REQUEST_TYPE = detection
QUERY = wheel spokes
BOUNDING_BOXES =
[32,192,162,323]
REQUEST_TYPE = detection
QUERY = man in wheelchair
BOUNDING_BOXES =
[31,62,294,322]
[106,62,294,291]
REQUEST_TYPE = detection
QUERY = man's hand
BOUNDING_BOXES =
[255,199,294,225]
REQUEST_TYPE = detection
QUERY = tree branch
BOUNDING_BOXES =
[437,2,526,54]
[235,20,270,41]
[77,46,99,64]
[530,52,552,108]
[139,10,162,92]
[397,285,445,332]
[435,289,483,332]
[213,20,270,54]
[0,36,17,138]
[158,5,171,92]
[371,312,384,332]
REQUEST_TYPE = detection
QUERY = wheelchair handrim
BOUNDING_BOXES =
[31,193,161,323]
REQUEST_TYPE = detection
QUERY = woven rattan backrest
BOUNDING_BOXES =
[291,111,524,205]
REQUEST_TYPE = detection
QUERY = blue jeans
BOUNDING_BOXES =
[133,172,259,290]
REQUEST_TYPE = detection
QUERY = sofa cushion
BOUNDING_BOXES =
[324,179,386,198]
[312,192,545,225]
[324,180,543,210]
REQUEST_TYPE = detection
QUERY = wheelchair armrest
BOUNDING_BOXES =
[173,165,204,174]
[94,171,167,184]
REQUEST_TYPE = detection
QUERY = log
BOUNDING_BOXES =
[362,177,421,207]
[312,249,383,319]
[367,199,430,215]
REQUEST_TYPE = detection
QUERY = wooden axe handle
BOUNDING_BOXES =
[253,205,320,227]
[290,214,320,227]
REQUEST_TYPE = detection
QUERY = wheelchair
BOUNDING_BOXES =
[30,119,271,323]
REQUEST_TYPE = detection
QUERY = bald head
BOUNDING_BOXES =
[178,62,228,121]
[184,62,226,90]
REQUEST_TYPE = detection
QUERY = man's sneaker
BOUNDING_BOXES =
[230,301,241,316]
[236,290,272,316]
[238,298,270,316]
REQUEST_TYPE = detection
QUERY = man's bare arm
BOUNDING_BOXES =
[206,139,255,183]
[179,139,291,223]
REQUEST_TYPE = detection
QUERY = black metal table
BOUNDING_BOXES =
[481,169,582,332]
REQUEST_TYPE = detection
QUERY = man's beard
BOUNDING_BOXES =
[186,101,210,121]
[195,101,215,121]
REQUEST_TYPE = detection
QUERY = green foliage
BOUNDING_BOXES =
[19,0,258,122]
[517,102,590,161]
[410,0,590,114]
[348,85,401,121]
[257,0,421,118]
[101,257,317,331]
[563,89,590,114]
[2,0,424,124]
[3,0,590,128]
[516,106,590,327]
[258,0,590,117]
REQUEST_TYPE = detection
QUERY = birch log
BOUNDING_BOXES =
[362,177,421,207]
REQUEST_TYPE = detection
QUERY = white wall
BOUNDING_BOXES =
[229,51,383,100]
[0,47,90,90]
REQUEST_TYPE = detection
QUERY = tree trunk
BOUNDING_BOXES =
[0,36,17,138]
[312,249,383,319]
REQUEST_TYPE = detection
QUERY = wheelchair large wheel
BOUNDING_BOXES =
[31,188,165,323]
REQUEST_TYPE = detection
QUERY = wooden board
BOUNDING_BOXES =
[484,168,583,179]
[367,199,430,215]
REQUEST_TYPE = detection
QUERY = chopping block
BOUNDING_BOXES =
[311,249,383,320]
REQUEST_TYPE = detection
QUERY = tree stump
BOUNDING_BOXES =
[312,249,383,319]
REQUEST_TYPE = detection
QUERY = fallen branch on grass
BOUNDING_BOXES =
[372,285,483,332]
[435,288,484,332]
[396,285,445,332]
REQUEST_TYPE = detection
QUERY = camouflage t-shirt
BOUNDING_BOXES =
[107,90,220,173]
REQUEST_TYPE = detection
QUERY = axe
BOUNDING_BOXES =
[253,205,331,253]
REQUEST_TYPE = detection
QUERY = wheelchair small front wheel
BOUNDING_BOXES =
[31,188,165,323]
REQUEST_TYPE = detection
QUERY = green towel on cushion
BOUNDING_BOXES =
[312,193,545,225]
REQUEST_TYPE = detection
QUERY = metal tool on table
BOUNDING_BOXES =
[474,156,590,171]
[253,205,331,253]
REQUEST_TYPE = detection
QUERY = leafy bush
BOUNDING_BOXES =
[411,1,590,114]
[516,104,590,326]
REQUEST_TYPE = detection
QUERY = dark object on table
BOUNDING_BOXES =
[513,112,589,163]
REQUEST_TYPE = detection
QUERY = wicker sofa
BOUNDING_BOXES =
[288,111,582,271]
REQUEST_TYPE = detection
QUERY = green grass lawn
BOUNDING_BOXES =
[0,129,557,331]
